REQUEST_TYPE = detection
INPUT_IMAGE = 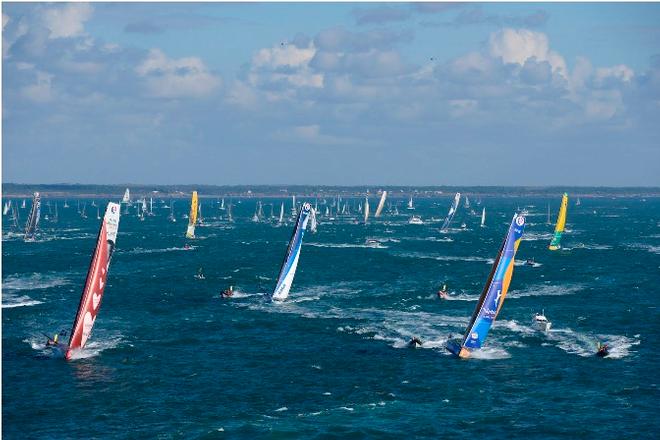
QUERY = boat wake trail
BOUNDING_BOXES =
[2,272,70,308]
[545,328,639,358]
[508,283,584,299]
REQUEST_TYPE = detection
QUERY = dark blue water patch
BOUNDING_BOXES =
[3,196,659,438]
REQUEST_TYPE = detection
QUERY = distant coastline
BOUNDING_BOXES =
[2,183,659,199]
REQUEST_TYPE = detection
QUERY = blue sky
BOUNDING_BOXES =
[3,2,659,186]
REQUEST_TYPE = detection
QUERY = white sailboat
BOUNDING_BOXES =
[291,195,297,216]
[168,202,176,223]
[480,207,486,227]
[220,198,225,210]
[122,188,131,204]
[407,196,414,210]
[364,196,370,224]
[374,191,387,218]
[3,201,10,215]
[408,215,423,225]
[278,202,285,226]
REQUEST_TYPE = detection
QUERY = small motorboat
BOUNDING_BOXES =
[408,215,423,225]
[408,337,423,348]
[525,258,536,266]
[221,286,234,298]
[437,284,449,300]
[365,238,381,247]
[461,223,467,229]
[533,310,552,332]
[596,342,609,357]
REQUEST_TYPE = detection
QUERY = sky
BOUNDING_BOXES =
[2,2,659,186]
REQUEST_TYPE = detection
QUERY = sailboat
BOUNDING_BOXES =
[11,204,20,229]
[440,192,461,232]
[227,203,234,223]
[80,203,87,219]
[186,191,198,238]
[252,201,261,223]
[480,207,486,227]
[96,206,101,220]
[546,203,551,225]
[278,202,285,226]
[576,197,581,206]
[363,196,370,224]
[198,202,204,224]
[291,195,297,216]
[53,203,59,223]
[168,202,176,223]
[220,198,225,210]
[24,192,41,241]
[464,195,471,209]
[272,203,313,301]
[446,213,526,358]
[122,188,131,204]
[3,200,10,215]
[407,196,414,210]
[549,193,568,251]
[374,191,387,218]
[148,197,155,216]
[21,199,26,209]
[48,203,121,360]
[309,207,318,233]
[64,200,69,208]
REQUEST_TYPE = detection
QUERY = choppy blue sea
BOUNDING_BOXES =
[2,195,659,438]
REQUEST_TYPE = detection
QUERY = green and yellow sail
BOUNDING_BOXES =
[186,191,198,238]
[548,193,568,250]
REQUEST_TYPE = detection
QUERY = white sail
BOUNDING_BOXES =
[122,188,130,204]
[375,191,387,218]
[278,202,285,225]
[407,196,414,210]
[220,198,225,210]
[364,196,370,224]
[481,207,486,227]
[272,203,312,301]
[440,192,461,231]
[291,195,297,215]
[3,201,10,215]
[309,208,318,233]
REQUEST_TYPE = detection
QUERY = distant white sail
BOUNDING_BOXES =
[291,195,297,215]
[3,200,10,215]
[278,202,285,225]
[364,196,370,224]
[407,196,414,210]
[309,208,318,233]
[220,198,225,210]
[122,188,131,204]
[440,192,461,231]
[481,207,486,227]
[272,202,312,301]
[24,192,41,241]
[375,191,387,218]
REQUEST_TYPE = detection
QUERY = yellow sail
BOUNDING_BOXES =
[549,193,568,250]
[186,191,198,238]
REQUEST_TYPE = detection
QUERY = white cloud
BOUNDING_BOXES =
[272,124,357,146]
[40,3,92,39]
[488,28,567,76]
[250,43,323,89]
[136,49,221,99]
[595,65,634,84]
[22,71,54,103]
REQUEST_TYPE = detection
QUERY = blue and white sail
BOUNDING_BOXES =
[447,213,526,358]
[272,202,312,301]
[440,192,461,231]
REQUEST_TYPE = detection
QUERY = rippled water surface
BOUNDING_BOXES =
[3,195,659,438]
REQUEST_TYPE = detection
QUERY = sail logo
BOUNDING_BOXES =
[470,332,478,340]
[302,202,311,212]
[516,216,525,227]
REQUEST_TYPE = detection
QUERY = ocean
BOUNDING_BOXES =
[2,195,658,438]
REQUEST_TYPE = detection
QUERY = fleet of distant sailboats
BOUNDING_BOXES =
[1,186,582,360]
